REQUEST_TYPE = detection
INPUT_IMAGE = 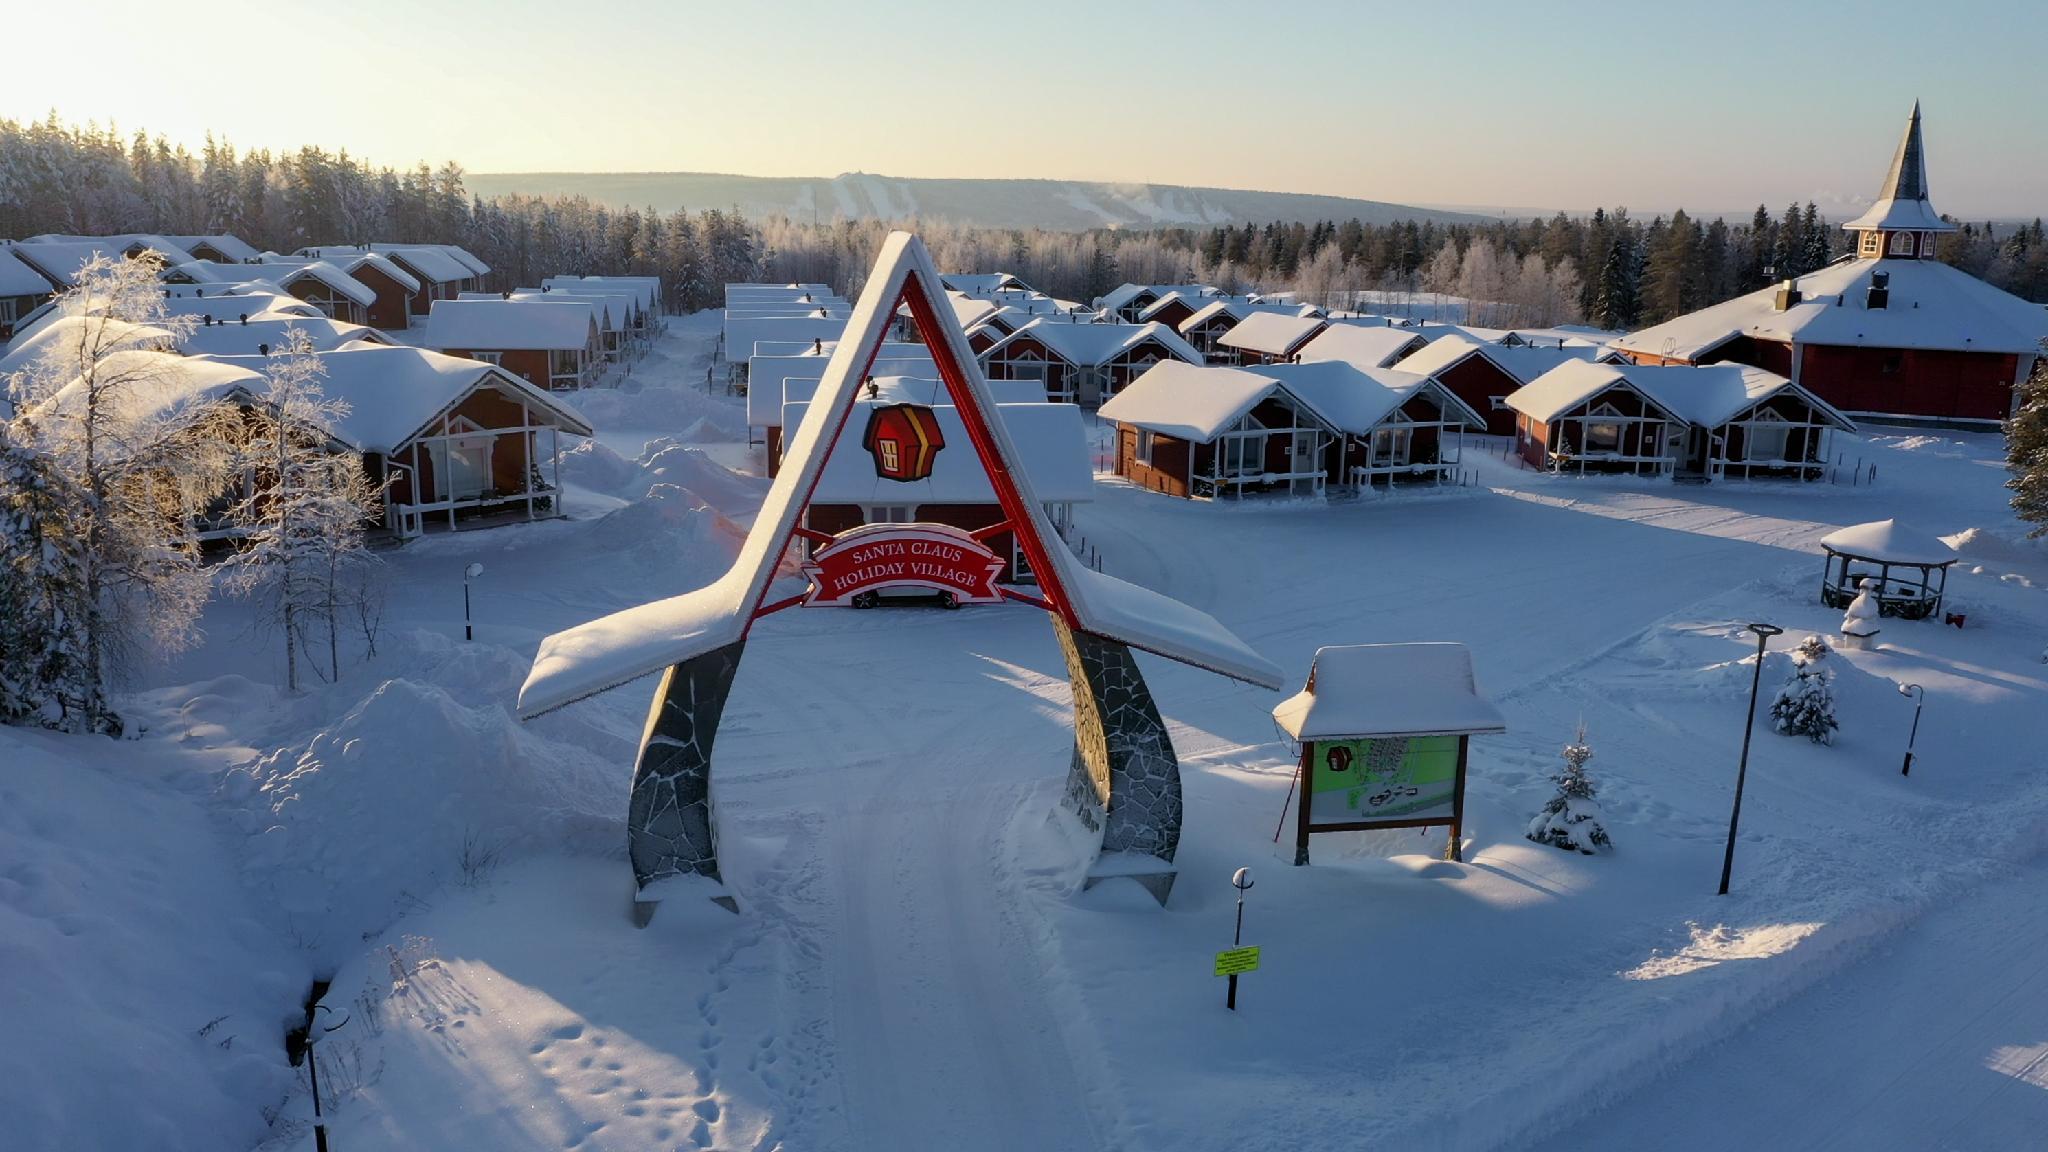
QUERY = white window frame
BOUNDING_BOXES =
[1135,428,1155,466]
[864,504,915,524]
[1889,231,1917,257]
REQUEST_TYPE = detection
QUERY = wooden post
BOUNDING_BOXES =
[1445,736,1470,862]
[1293,742,1313,866]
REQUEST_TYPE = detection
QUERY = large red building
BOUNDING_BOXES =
[1616,104,2047,427]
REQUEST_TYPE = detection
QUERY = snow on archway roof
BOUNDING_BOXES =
[1273,643,1506,741]
[1818,519,1960,566]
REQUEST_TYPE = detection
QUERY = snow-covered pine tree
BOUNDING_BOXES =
[0,417,97,727]
[1770,634,1839,745]
[219,328,381,690]
[1527,722,1613,854]
[2007,344,2048,535]
[5,252,234,734]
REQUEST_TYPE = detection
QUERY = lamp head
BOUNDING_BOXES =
[1231,867,1254,891]
[465,563,485,579]
[1899,682,1920,698]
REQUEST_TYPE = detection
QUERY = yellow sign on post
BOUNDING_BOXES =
[1214,945,1260,976]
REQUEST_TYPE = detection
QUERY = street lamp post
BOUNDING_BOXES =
[1719,621,1783,896]
[463,563,484,641]
[1228,867,1253,1011]
[1899,683,1925,776]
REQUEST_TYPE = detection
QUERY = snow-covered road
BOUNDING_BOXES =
[1536,858,2048,1151]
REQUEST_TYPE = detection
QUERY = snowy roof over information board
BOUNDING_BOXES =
[1273,643,1506,741]
[1817,519,1959,566]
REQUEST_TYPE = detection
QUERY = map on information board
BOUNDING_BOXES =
[1308,735,1459,825]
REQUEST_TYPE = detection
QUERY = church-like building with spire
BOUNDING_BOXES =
[1616,103,2046,425]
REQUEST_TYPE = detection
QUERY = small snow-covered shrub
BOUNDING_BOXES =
[1527,723,1612,854]
[1771,635,1839,745]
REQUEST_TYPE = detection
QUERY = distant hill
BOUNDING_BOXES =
[463,171,1494,231]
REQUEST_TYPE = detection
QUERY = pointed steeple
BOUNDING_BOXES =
[1878,100,1930,203]
[1844,101,1954,252]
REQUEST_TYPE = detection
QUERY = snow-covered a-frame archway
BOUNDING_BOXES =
[517,232,1282,922]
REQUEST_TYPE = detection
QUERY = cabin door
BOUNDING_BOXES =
[1679,425,1711,479]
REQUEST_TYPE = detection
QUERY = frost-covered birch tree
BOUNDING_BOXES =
[2,252,233,734]
[219,328,381,690]
[2007,345,2048,536]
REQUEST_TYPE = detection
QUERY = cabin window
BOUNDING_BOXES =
[1889,231,1917,257]
[1135,429,1155,466]
[1747,423,1791,462]
[865,504,915,524]
[1585,421,1621,453]
[1371,426,1411,466]
[1490,395,1510,411]
[1860,232,1881,257]
[471,351,503,366]
[1220,436,1261,477]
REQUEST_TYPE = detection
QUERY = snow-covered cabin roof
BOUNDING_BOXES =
[1095,283,1215,313]
[1817,519,1960,566]
[542,276,657,311]
[728,315,850,361]
[1176,298,1316,334]
[34,350,262,435]
[983,317,1202,367]
[0,316,175,379]
[1844,102,1954,235]
[175,316,391,359]
[1393,333,1600,385]
[0,245,54,296]
[425,299,598,351]
[1260,361,1489,435]
[1216,311,1328,358]
[165,234,262,263]
[1273,643,1506,741]
[1518,361,1854,432]
[940,273,1027,296]
[512,290,633,331]
[157,294,323,324]
[1135,291,1205,322]
[186,259,378,308]
[373,245,473,284]
[785,387,1094,506]
[1612,256,2048,360]
[1294,322,1431,369]
[1097,362,1289,441]
[10,237,195,287]
[205,344,592,451]
[314,251,421,294]
[746,350,937,428]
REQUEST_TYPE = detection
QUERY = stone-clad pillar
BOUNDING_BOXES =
[627,641,745,922]
[1053,616,1183,904]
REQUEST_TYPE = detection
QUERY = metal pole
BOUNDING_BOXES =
[1227,891,1243,1010]
[1271,761,1300,844]
[1720,622,1782,895]
[463,580,472,642]
[1900,684,1924,776]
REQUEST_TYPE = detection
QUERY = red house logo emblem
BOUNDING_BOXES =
[863,403,945,482]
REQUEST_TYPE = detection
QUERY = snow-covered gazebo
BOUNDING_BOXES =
[1817,519,1959,619]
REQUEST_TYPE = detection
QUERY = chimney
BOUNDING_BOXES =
[1866,269,1891,310]
[239,313,248,325]
[258,343,270,356]
[812,337,822,354]
[1772,279,1803,312]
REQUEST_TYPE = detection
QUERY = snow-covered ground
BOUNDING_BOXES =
[6,309,2048,1150]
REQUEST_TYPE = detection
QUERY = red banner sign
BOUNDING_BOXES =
[801,522,1006,607]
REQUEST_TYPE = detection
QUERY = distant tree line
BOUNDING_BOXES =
[6,115,2046,329]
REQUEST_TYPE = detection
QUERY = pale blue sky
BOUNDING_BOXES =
[6,0,2044,215]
